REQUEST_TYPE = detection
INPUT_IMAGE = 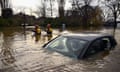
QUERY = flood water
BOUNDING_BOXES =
[0,26,120,72]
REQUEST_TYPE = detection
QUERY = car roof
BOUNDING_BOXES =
[61,32,112,41]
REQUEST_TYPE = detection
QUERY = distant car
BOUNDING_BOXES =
[43,33,117,59]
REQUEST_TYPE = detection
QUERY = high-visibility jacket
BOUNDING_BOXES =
[47,28,52,34]
[36,28,41,34]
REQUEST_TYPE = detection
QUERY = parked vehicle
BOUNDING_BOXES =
[43,33,117,59]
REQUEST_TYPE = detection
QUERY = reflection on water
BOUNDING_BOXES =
[0,33,15,65]
[0,26,116,72]
[102,50,110,57]
[1,45,15,65]
[0,33,3,50]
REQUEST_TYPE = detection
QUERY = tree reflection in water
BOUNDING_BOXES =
[0,33,15,65]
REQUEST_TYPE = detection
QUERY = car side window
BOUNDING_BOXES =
[85,37,111,57]
[84,39,101,57]
[66,38,87,51]
[89,40,101,54]
[101,38,111,50]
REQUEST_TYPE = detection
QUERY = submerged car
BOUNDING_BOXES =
[43,33,117,59]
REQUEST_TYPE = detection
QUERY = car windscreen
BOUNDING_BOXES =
[45,36,88,58]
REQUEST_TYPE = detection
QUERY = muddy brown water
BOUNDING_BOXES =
[0,27,120,72]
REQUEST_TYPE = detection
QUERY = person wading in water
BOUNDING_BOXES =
[34,25,41,35]
[46,24,53,40]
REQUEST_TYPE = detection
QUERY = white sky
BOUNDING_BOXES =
[10,0,99,17]
[11,0,70,17]
[11,0,40,9]
[11,0,42,17]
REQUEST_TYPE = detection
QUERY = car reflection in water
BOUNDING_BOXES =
[43,33,117,59]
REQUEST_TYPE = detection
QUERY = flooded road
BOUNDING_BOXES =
[0,27,120,72]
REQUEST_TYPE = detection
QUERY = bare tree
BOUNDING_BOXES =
[69,0,94,16]
[36,0,46,17]
[0,0,13,18]
[0,0,11,9]
[103,0,120,36]
[44,0,56,17]
[84,0,93,5]
[67,0,102,26]
[57,0,65,17]
[50,0,53,17]
[71,0,94,25]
